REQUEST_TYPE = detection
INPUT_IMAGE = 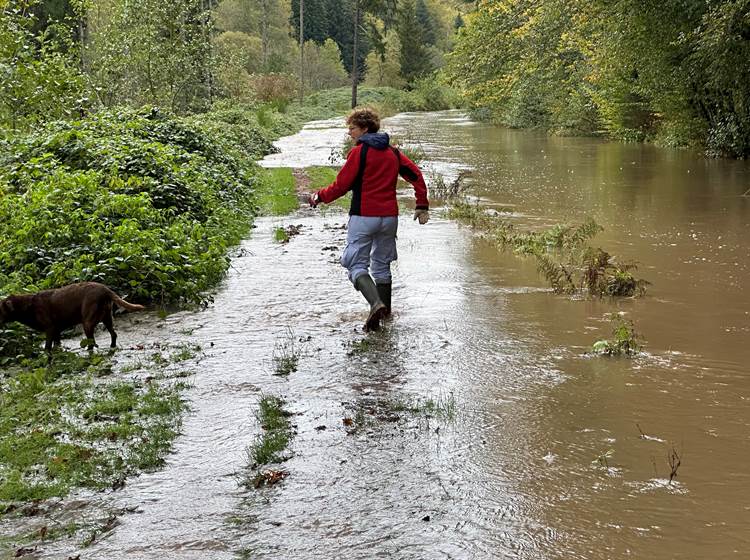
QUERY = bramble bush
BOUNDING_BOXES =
[0,107,269,313]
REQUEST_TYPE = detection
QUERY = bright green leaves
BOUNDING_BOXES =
[445,0,750,156]
[0,107,263,307]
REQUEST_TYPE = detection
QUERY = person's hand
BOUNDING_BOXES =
[413,208,429,225]
[308,192,320,208]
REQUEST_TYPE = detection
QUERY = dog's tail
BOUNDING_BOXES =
[109,291,146,312]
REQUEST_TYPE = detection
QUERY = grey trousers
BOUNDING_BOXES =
[340,215,398,285]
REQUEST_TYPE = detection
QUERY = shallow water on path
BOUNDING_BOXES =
[18,111,750,559]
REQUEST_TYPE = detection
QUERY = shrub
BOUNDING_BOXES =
[0,107,268,308]
[248,73,298,106]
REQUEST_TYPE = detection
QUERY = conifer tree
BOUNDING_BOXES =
[397,0,431,85]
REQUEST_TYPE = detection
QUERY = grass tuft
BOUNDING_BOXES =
[243,394,295,487]
[272,328,299,375]
[255,168,298,216]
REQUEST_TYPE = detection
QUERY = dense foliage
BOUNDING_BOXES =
[446,0,750,157]
[1,0,460,128]
[0,1,86,130]
[0,107,271,306]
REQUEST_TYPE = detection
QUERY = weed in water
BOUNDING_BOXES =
[119,360,146,373]
[345,337,377,355]
[149,352,169,366]
[667,443,682,484]
[250,469,288,488]
[592,448,614,468]
[345,392,458,433]
[0,350,186,507]
[448,199,649,297]
[428,170,471,200]
[168,343,201,363]
[273,226,290,243]
[272,224,302,244]
[592,314,643,357]
[272,328,299,375]
[385,392,457,423]
[243,394,294,487]
[420,392,457,421]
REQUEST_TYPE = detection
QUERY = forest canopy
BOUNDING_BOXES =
[445,0,750,158]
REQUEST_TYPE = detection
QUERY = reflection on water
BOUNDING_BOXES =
[17,111,750,559]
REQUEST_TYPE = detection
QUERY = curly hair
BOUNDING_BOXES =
[346,108,380,133]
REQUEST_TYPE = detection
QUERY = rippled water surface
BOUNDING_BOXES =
[14,111,750,559]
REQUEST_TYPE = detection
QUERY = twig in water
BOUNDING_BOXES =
[667,443,682,484]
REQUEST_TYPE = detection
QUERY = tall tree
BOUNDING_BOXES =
[85,0,215,112]
[415,0,436,46]
[351,0,360,107]
[397,0,431,85]
[291,0,369,75]
[289,0,328,43]
[0,0,85,129]
[215,0,292,71]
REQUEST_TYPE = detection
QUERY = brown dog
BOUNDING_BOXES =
[0,282,145,354]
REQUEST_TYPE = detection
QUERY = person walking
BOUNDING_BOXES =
[307,108,429,332]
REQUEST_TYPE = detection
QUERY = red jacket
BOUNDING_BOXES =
[316,136,429,216]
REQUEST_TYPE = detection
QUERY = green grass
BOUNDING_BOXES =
[245,394,294,474]
[0,351,186,505]
[272,328,299,375]
[305,166,352,211]
[254,168,298,216]
[306,166,337,189]
[273,226,290,243]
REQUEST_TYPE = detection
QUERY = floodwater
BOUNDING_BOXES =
[10,111,750,559]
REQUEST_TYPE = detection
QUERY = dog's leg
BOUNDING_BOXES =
[82,322,98,350]
[45,332,54,362]
[103,312,117,348]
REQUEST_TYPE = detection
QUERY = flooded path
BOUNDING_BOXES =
[28,112,750,559]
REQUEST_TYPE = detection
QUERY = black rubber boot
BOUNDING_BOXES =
[376,282,392,317]
[354,274,387,332]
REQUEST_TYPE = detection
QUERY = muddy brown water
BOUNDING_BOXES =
[7,111,750,559]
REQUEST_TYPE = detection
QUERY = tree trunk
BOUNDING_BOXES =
[261,0,269,68]
[299,0,304,102]
[351,0,360,109]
